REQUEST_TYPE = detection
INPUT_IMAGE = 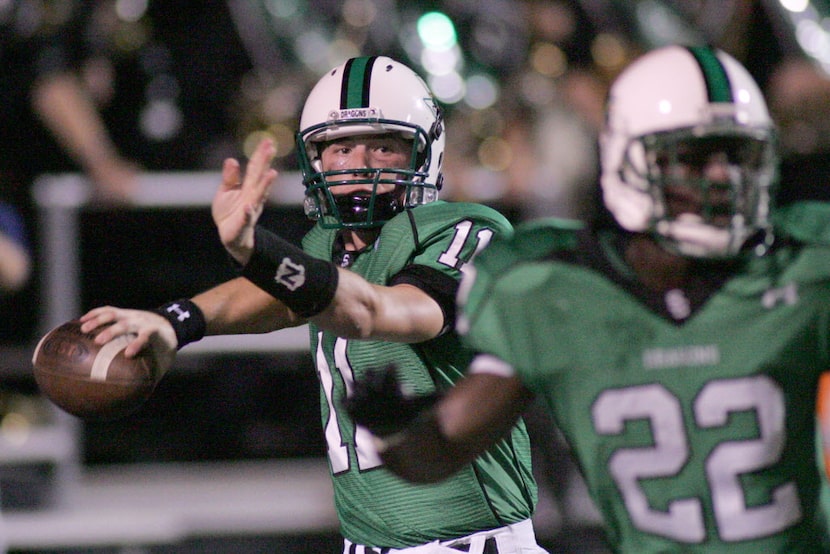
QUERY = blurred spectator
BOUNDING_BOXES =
[80,0,258,171]
[765,57,830,244]
[766,57,830,163]
[439,0,631,225]
[0,0,144,343]
[0,0,139,204]
[30,70,139,203]
[441,71,604,224]
[0,201,31,295]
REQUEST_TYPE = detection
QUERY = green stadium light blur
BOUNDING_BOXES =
[416,11,457,51]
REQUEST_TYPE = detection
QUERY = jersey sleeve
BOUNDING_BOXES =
[458,218,582,385]
[408,214,509,280]
[774,201,830,245]
[388,204,514,333]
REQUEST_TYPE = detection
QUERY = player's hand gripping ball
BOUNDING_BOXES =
[32,320,163,420]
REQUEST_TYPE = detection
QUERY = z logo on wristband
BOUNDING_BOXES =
[275,257,306,291]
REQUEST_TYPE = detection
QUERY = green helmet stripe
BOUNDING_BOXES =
[687,46,733,103]
[340,56,377,109]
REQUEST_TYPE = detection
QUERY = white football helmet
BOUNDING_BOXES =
[297,56,445,229]
[600,45,778,258]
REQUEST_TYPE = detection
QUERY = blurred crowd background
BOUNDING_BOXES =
[2,0,830,551]
[3,0,830,342]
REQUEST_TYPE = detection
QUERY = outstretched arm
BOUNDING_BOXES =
[82,134,446,361]
[32,72,140,203]
[80,276,301,358]
[312,273,445,342]
[214,138,447,344]
[349,367,535,483]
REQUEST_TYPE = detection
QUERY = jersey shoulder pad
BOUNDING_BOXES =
[778,242,830,283]
[474,217,583,275]
[773,201,830,245]
[402,200,513,237]
[735,241,830,295]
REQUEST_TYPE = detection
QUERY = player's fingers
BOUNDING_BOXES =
[242,139,277,200]
[123,331,152,358]
[261,168,278,201]
[239,200,265,231]
[90,313,139,343]
[220,158,242,191]
[79,306,114,322]
[79,308,119,333]
[250,137,275,167]
[245,169,277,224]
[89,327,113,345]
[90,320,130,345]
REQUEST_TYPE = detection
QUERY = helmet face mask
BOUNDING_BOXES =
[629,126,776,257]
[297,57,445,229]
[600,46,778,259]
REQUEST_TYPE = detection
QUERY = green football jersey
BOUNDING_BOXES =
[301,201,537,548]
[774,201,830,246]
[461,218,830,553]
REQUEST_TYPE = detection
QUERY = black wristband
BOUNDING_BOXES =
[241,226,339,317]
[153,299,207,350]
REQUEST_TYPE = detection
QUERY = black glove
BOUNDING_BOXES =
[345,364,439,438]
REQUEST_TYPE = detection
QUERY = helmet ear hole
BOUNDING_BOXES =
[303,195,321,219]
[305,140,324,173]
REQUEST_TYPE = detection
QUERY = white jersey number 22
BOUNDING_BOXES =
[592,376,800,543]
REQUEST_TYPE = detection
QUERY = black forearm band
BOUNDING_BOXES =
[241,226,339,318]
[153,299,207,350]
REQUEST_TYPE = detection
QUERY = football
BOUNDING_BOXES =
[32,320,162,420]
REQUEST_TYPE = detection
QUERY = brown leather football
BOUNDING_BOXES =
[32,320,161,420]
